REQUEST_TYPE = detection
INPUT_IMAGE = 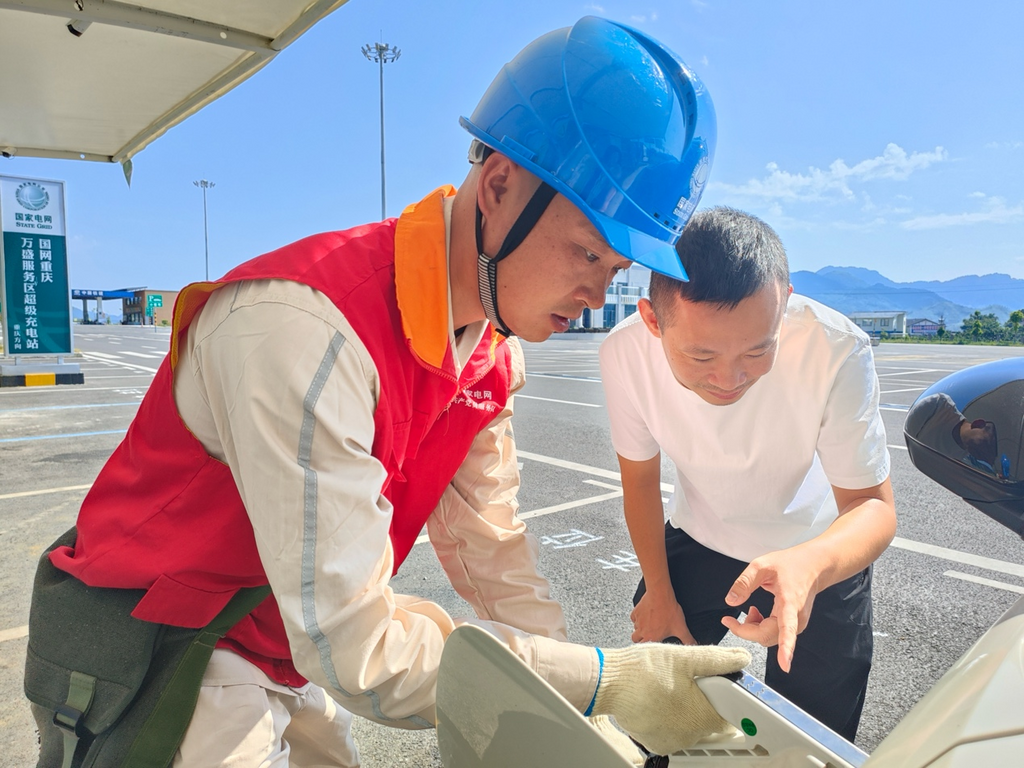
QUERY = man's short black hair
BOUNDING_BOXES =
[649,207,789,322]
[954,419,999,467]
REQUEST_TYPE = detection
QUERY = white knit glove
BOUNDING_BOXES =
[590,644,750,756]
[587,715,646,767]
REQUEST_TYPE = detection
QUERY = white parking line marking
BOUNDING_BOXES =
[120,351,164,359]
[518,450,620,481]
[876,369,941,377]
[880,387,926,394]
[0,626,28,643]
[585,481,671,505]
[584,479,621,491]
[0,402,139,414]
[519,450,675,494]
[77,374,153,379]
[516,394,601,408]
[888,444,908,451]
[891,537,1024,578]
[944,571,1024,594]
[81,354,159,373]
[412,490,624,546]
[518,491,624,520]
[526,373,601,383]
[0,484,92,501]
[0,429,126,444]
[0,385,151,396]
[81,351,119,359]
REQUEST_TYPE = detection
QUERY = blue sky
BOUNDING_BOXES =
[3,0,1022,291]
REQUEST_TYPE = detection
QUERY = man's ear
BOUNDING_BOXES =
[637,298,663,339]
[476,152,514,220]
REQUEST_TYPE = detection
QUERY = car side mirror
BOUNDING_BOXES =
[904,358,1024,539]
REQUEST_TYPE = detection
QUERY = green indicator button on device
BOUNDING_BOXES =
[740,718,757,736]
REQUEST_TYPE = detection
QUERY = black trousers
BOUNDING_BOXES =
[634,522,873,742]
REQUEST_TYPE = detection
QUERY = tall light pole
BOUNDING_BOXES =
[193,179,215,281]
[361,38,401,220]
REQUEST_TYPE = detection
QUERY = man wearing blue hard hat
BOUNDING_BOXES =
[28,17,745,768]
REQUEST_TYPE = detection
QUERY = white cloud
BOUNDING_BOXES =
[711,143,947,203]
[842,144,947,181]
[629,9,659,22]
[969,191,986,198]
[586,4,606,13]
[700,55,709,66]
[985,141,1023,150]
[902,196,1024,230]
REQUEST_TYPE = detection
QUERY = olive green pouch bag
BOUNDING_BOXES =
[24,527,270,768]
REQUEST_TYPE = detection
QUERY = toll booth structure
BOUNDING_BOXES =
[72,287,136,325]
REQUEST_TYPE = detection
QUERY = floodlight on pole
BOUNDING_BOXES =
[361,38,401,220]
[193,179,215,281]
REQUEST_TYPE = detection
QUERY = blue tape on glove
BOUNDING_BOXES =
[583,647,604,717]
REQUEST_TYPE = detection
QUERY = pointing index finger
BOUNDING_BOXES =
[776,604,800,673]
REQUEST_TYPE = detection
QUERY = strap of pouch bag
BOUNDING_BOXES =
[122,584,270,768]
[52,671,96,768]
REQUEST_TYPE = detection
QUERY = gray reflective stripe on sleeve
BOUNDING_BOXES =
[298,331,432,729]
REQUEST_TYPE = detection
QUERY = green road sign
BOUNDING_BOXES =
[1,176,72,355]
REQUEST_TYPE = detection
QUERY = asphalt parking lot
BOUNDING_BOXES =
[2,328,1024,766]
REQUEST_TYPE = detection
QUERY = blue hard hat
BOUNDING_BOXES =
[460,16,716,281]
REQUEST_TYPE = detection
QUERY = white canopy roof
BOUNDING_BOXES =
[0,0,349,181]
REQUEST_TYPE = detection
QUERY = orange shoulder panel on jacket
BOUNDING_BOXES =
[169,282,220,369]
[394,185,456,369]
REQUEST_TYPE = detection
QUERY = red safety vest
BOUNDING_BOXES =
[51,187,512,685]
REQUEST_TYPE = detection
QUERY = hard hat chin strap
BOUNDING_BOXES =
[475,182,557,337]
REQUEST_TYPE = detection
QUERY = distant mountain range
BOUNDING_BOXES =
[791,267,1024,329]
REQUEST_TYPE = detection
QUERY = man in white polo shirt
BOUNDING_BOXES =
[599,207,896,741]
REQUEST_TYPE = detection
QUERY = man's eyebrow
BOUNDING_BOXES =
[684,336,778,356]
[748,336,778,352]
[684,345,718,356]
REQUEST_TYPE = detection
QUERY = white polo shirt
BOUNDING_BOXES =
[599,294,891,563]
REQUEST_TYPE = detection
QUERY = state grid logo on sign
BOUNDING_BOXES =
[15,182,49,211]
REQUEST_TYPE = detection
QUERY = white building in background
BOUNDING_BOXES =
[907,317,943,336]
[572,264,651,330]
[847,310,907,337]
